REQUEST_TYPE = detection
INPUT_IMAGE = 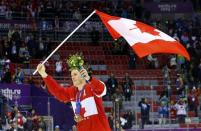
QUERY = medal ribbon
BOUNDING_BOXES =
[75,87,85,115]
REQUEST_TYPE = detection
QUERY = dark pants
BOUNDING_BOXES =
[189,103,198,116]
[177,87,184,96]
[141,116,149,129]
[124,93,131,101]
[177,115,186,124]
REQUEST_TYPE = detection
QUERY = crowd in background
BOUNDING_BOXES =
[0,0,144,20]
[0,106,46,131]
[0,56,25,84]
[103,2,201,128]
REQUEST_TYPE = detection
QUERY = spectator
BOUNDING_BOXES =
[3,39,10,57]
[10,121,21,131]
[112,39,123,54]
[175,74,184,96]
[38,116,46,131]
[175,99,187,124]
[121,9,128,18]
[11,106,19,119]
[191,63,199,85]
[0,69,3,83]
[147,55,158,69]
[173,33,179,41]
[111,88,123,110]
[162,65,171,87]
[0,2,7,17]
[27,76,35,86]
[13,111,27,130]
[10,41,18,62]
[122,73,133,101]
[169,101,177,124]
[13,67,24,84]
[55,125,60,131]
[80,2,89,17]
[128,50,136,69]
[44,37,51,57]
[73,8,82,21]
[121,40,129,55]
[177,55,186,71]
[90,27,100,44]
[19,43,27,61]
[138,98,150,129]
[38,37,45,58]
[4,57,11,69]
[195,39,201,58]
[123,110,134,129]
[6,62,15,76]
[115,120,125,131]
[198,59,201,84]
[159,94,169,106]
[0,117,3,130]
[188,87,200,117]
[22,51,31,69]
[55,59,63,76]
[5,6,12,19]
[169,55,177,69]
[188,41,197,59]
[181,32,189,45]
[7,27,14,43]
[11,26,21,47]
[41,18,49,31]
[0,56,4,82]
[1,112,11,130]
[52,52,60,61]
[30,109,39,130]
[0,38,3,57]
[27,34,37,58]
[123,73,133,85]
[120,116,127,129]
[25,116,33,131]
[158,101,168,125]
[2,68,11,83]
[54,16,60,39]
[0,56,5,67]
[27,3,36,19]
[54,16,60,31]
[106,73,118,99]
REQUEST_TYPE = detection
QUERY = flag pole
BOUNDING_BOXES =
[33,10,96,75]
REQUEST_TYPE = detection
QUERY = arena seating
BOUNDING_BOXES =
[25,41,199,128]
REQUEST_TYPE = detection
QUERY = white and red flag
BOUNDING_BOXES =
[96,10,190,60]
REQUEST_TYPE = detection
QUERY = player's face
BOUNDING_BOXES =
[71,69,83,86]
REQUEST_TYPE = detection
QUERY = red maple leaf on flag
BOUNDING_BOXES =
[96,10,190,60]
[131,21,160,36]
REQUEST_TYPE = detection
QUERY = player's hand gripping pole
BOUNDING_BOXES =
[33,10,96,75]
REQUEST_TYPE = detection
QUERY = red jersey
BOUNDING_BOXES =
[170,107,177,119]
[43,76,111,131]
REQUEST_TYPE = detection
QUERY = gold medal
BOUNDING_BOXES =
[74,114,83,122]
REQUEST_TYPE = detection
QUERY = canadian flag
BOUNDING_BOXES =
[96,10,190,60]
